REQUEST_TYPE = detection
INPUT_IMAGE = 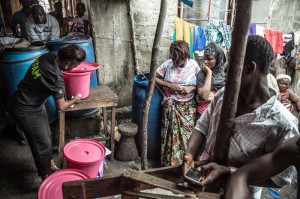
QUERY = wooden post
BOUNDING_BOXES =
[141,0,167,170]
[208,0,211,21]
[230,0,236,27]
[179,2,183,19]
[213,0,253,164]
[224,0,229,25]
[127,0,139,75]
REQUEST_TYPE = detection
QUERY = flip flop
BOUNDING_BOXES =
[268,188,280,199]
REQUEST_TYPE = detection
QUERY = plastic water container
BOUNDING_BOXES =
[62,71,92,99]
[0,45,57,123]
[64,139,106,178]
[132,73,163,159]
[38,169,89,199]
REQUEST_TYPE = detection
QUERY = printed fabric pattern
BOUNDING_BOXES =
[205,20,232,51]
[161,99,196,166]
[156,59,200,103]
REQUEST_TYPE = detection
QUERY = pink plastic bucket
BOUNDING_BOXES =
[64,139,106,178]
[62,71,91,99]
[38,169,89,199]
[69,62,100,73]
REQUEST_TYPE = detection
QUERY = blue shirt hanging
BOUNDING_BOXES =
[180,0,193,8]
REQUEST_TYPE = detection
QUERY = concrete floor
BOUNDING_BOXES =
[0,128,298,199]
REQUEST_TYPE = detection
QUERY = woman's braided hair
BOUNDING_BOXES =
[170,40,190,61]
[245,35,274,75]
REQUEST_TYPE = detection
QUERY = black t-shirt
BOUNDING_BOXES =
[11,51,65,111]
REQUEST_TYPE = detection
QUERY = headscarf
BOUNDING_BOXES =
[276,74,291,82]
[197,42,226,91]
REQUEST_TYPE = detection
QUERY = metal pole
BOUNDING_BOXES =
[180,2,183,19]
[225,0,229,25]
[208,0,211,21]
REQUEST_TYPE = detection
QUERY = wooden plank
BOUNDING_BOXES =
[58,111,65,168]
[102,107,108,135]
[122,170,196,198]
[63,86,117,112]
[123,191,196,199]
[63,166,220,198]
[110,107,116,161]
[63,166,182,198]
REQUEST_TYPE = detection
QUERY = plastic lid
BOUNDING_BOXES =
[69,62,100,73]
[38,169,89,199]
[64,139,106,164]
[49,35,92,44]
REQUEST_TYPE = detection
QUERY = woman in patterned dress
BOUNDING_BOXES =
[155,40,200,166]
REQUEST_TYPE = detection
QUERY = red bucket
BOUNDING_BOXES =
[62,71,91,99]
[38,169,89,199]
[64,139,106,178]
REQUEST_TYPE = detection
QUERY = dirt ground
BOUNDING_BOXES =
[0,128,298,199]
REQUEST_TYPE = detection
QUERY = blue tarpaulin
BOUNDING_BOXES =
[180,0,193,7]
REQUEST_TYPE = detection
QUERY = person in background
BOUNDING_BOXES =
[0,37,31,53]
[25,4,60,44]
[69,3,90,36]
[182,35,299,199]
[155,40,200,166]
[48,1,63,30]
[267,73,279,92]
[224,135,300,199]
[9,0,32,39]
[196,42,226,120]
[9,44,85,181]
[30,0,39,6]
[276,74,300,117]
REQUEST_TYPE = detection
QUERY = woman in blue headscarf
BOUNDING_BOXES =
[196,42,226,120]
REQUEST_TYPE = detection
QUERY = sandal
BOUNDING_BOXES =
[50,165,60,174]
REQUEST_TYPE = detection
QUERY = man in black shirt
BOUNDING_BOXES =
[10,44,86,181]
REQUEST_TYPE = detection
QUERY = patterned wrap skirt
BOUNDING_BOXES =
[161,98,196,166]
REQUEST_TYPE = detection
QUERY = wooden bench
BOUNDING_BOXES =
[62,165,221,199]
[58,86,118,167]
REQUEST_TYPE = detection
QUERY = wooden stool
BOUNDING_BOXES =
[58,86,118,168]
[115,122,138,162]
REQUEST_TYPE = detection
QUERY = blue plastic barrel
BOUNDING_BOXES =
[49,35,97,86]
[0,46,57,123]
[132,73,163,159]
[49,35,99,117]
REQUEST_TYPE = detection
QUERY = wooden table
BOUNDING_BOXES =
[58,86,118,167]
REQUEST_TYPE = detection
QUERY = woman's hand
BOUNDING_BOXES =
[180,86,196,95]
[202,63,212,75]
[74,94,82,104]
[168,83,183,94]
[197,162,230,186]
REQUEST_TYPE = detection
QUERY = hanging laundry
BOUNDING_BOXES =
[194,25,206,51]
[294,31,300,46]
[205,20,232,51]
[248,23,256,36]
[265,29,283,54]
[281,33,295,59]
[256,25,265,37]
[173,17,194,58]
[180,0,193,8]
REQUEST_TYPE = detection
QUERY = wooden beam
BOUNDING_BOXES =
[122,169,196,197]
[63,166,221,199]
[213,0,253,164]
[123,191,195,199]
[141,0,167,170]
